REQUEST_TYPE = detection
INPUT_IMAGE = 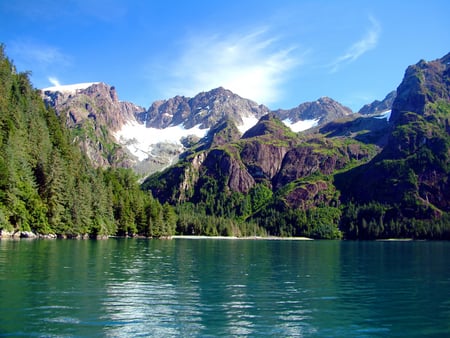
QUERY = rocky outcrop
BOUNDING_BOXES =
[274,97,352,124]
[285,181,331,210]
[359,90,396,115]
[42,82,144,131]
[338,53,450,214]
[144,112,378,206]
[41,82,145,168]
[390,53,450,123]
[241,141,288,183]
[273,138,373,189]
[144,87,270,129]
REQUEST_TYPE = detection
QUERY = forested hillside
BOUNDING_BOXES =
[144,53,450,240]
[1,44,449,240]
[0,46,175,238]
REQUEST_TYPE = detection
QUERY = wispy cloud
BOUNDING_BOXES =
[8,40,71,68]
[48,76,61,87]
[154,28,303,105]
[329,16,381,73]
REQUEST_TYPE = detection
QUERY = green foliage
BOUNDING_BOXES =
[0,45,175,238]
[175,203,266,237]
[340,201,450,240]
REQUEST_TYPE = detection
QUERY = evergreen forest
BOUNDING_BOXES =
[0,46,175,238]
[1,45,450,240]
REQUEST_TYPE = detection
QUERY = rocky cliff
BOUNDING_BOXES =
[143,113,378,207]
[42,82,143,131]
[43,84,359,176]
[274,97,352,124]
[143,52,450,239]
[142,87,271,129]
[42,82,145,168]
[337,53,450,215]
[358,90,396,115]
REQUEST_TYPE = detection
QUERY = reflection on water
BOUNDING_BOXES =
[0,239,449,336]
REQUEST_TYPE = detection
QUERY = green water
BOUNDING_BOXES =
[0,238,449,337]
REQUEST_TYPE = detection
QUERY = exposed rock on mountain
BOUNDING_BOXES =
[274,97,352,125]
[143,113,378,206]
[42,82,145,168]
[43,84,356,176]
[318,114,390,146]
[142,87,271,129]
[337,52,450,216]
[42,82,143,131]
[358,90,396,115]
[390,53,450,123]
[143,52,450,240]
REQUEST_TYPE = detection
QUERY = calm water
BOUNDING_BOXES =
[0,238,449,337]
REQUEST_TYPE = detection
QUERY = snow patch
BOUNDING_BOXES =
[237,116,259,134]
[114,121,208,161]
[283,118,319,132]
[374,110,391,121]
[42,82,100,94]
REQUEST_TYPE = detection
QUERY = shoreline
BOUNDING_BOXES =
[170,235,314,241]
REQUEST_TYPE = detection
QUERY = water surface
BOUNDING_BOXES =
[0,239,449,336]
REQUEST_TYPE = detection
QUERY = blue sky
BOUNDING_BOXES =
[1,0,449,111]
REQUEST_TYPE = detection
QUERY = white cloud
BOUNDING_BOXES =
[48,76,61,87]
[157,28,302,105]
[329,16,381,73]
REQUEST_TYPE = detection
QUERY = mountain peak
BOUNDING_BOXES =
[242,113,294,139]
[41,82,101,94]
[144,87,271,130]
[274,97,352,125]
[390,53,450,123]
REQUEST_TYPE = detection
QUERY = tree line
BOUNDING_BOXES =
[0,46,175,238]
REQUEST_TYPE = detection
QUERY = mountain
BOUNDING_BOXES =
[42,82,145,168]
[274,96,353,127]
[358,90,396,115]
[142,87,270,129]
[336,52,450,238]
[143,53,450,239]
[0,46,175,238]
[42,84,355,177]
[5,41,450,239]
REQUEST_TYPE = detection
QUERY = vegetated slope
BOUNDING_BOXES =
[142,111,380,238]
[42,82,145,168]
[143,53,450,239]
[336,53,450,239]
[0,46,176,238]
[43,83,357,178]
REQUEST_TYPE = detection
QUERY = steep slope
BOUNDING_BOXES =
[42,82,145,168]
[143,52,450,239]
[0,46,175,238]
[142,112,378,238]
[358,90,396,115]
[274,97,353,129]
[44,84,356,177]
[336,53,450,238]
[142,87,270,129]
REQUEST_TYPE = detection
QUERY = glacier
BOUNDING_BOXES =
[283,118,319,132]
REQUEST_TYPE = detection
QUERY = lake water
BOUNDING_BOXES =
[0,238,449,337]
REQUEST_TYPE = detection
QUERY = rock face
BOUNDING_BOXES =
[358,90,396,115]
[142,87,271,129]
[42,82,143,131]
[42,83,145,168]
[338,53,450,214]
[274,97,352,124]
[143,113,377,207]
[390,53,450,123]
[43,84,356,176]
